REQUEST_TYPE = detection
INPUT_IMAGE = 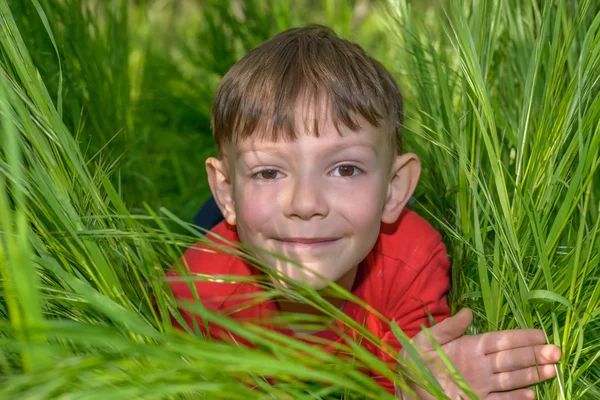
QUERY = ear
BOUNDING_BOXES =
[205,157,237,226]
[381,153,421,224]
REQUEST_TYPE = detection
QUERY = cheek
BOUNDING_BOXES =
[234,184,276,234]
[334,178,386,225]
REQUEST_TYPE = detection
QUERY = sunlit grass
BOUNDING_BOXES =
[393,0,600,397]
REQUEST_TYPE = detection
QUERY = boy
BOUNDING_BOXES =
[169,25,560,397]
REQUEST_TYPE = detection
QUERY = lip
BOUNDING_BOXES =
[275,237,341,249]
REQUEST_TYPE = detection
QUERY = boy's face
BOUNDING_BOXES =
[207,106,420,290]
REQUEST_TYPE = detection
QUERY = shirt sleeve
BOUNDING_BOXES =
[374,238,451,393]
[390,239,451,337]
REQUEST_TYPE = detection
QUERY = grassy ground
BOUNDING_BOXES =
[1,0,599,398]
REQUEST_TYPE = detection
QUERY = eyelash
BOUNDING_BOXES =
[330,165,363,178]
[252,165,363,180]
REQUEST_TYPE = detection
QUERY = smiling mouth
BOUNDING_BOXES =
[275,237,341,248]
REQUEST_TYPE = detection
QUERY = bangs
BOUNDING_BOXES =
[211,25,403,155]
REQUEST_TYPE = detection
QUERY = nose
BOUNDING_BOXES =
[284,175,329,220]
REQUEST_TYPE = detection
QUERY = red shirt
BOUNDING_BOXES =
[169,209,451,393]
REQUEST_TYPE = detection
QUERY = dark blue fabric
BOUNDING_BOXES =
[193,196,224,234]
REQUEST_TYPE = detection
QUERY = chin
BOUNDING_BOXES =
[273,272,335,291]
[305,279,330,291]
[301,272,346,291]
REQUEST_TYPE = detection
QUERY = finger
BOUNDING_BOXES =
[413,308,473,349]
[489,344,561,373]
[482,329,548,354]
[487,389,535,400]
[492,364,557,392]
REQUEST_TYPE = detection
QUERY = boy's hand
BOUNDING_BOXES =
[398,309,561,399]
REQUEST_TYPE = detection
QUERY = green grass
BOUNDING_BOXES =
[395,0,600,397]
[0,0,599,398]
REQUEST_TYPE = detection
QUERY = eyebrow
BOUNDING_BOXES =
[236,142,378,159]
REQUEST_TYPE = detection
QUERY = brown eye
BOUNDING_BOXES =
[259,170,279,179]
[334,165,358,177]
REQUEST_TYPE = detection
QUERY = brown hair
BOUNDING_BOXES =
[211,24,403,157]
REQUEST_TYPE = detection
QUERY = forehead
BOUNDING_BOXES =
[234,115,386,158]
[237,95,387,150]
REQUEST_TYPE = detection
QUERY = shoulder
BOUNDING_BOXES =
[180,220,247,275]
[167,221,253,309]
[356,209,450,323]
[374,208,445,271]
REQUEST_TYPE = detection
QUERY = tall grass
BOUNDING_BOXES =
[0,0,598,399]
[393,0,600,397]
